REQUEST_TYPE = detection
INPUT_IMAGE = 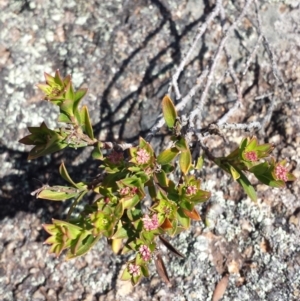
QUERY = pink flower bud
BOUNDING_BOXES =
[275,164,288,182]
[136,149,150,164]
[186,185,197,195]
[142,214,159,231]
[128,264,140,277]
[244,150,258,162]
[139,245,151,261]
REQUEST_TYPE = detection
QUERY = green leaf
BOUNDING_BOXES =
[179,200,194,211]
[37,187,79,201]
[64,81,75,101]
[138,137,148,148]
[141,230,155,242]
[57,112,73,123]
[190,189,211,203]
[112,226,129,239]
[59,162,81,188]
[111,238,123,254]
[121,267,132,281]
[154,170,168,187]
[60,99,75,119]
[73,88,88,118]
[157,147,179,165]
[255,174,285,188]
[195,155,204,170]
[114,202,124,220]
[236,171,257,202]
[66,190,87,219]
[80,105,94,139]
[179,150,192,175]
[175,137,188,151]
[229,164,240,180]
[249,162,269,175]
[92,142,104,160]
[177,208,191,229]
[20,122,69,159]
[162,95,177,128]
[67,233,100,259]
[141,264,149,277]
[28,141,68,160]
[121,195,140,210]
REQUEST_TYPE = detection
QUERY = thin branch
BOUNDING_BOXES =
[259,93,276,133]
[189,0,254,129]
[254,0,291,100]
[168,0,222,100]
[242,34,262,76]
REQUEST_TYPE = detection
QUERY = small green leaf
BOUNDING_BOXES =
[162,95,177,128]
[92,142,104,160]
[154,170,168,187]
[121,267,132,281]
[190,190,211,203]
[111,238,123,254]
[177,208,191,229]
[114,202,124,219]
[195,155,204,170]
[67,233,100,259]
[179,150,192,175]
[236,171,257,202]
[64,81,75,101]
[175,137,188,151]
[112,226,129,239]
[179,200,194,211]
[28,141,68,160]
[141,264,150,277]
[229,164,240,180]
[37,187,79,201]
[121,195,140,210]
[255,174,285,188]
[57,112,73,123]
[80,105,94,139]
[249,162,269,175]
[59,162,80,188]
[157,147,179,165]
[60,99,75,119]
[73,88,88,118]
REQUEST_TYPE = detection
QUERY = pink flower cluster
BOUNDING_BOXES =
[128,263,140,277]
[136,149,150,164]
[186,185,197,195]
[139,245,151,261]
[142,214,159,231]
[244,150,258,162]
[119,187,130,195]
[275,164,288,182]
[119,186,138,196]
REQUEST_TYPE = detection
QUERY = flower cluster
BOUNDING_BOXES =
[274,164,288,182]
[139,245,151,261]
[244,150,258,162]
[136,149,150,164]
[128,264,140,277]
[186,185,197,195]
[142,214,159,231]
